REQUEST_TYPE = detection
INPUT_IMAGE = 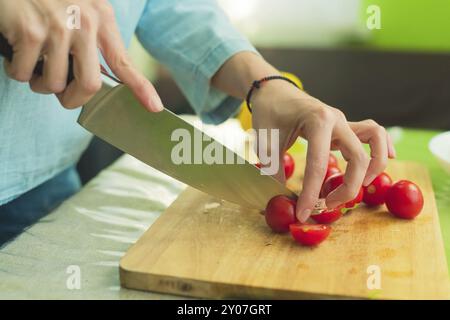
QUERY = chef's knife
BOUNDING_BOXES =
[0,34,295,210]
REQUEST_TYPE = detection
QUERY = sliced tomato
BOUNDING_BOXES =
[363,172,393,206]
[265,195,297,233]
[283,153,295,179]
[311,205,347,224]
[289,223,331,246]
[385,180,424,219]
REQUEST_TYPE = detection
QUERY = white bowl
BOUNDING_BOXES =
[429,131,450,174]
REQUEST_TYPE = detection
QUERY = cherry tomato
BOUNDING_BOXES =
[311,205,346,224]
[320,173,344,198]
[265,195,297,233]
[255,153,295,179]
[328,153,339,168]
[283,153,295,179]
[385,180,424,219]
[346,187,364,209]
[289,223,331,246]
[323,166,341,184]
[320,173,363,209]
[363,172,393,207]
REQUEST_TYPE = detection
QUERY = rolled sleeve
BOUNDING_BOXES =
[136,0,257,124]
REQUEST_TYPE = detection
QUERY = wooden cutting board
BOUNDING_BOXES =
[120,158,450,299]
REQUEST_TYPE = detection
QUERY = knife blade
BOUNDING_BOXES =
[78,82,295,210]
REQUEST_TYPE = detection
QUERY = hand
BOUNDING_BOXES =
[251,80,395,222]
[0,0,163,111]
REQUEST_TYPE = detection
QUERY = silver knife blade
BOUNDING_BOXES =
[78,84,295,210]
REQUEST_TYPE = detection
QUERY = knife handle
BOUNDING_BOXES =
[0,33,75,83]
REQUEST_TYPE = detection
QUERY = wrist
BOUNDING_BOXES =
[251,79,308,112]
[212,52,280,99]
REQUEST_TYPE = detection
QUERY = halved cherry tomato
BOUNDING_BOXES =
[363,172,393,207]
[289,223,331,246]
[328,153,339,169]
[323,166,341,184]
[265,195,297,233]
[311,205,346,224]
[385,180,424,219]
[320,173,363,209]
[283,153,295,179]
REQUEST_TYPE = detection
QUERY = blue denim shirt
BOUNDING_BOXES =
[0,0,256,205]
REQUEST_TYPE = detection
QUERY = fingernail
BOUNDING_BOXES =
[149,94,164,112]
[299,209,311,223]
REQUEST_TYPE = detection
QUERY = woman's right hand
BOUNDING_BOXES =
[0,0,163,111]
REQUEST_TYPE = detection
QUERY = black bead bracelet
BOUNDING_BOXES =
[245,75,301,113]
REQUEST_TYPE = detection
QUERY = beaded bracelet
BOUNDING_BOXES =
[245,75,301,113]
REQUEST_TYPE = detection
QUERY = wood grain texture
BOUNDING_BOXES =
[120,159,450,299]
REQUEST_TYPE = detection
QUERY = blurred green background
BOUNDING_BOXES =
[361,0,450,52]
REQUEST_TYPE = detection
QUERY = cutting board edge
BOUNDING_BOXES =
[119,262,450,300]
[119,264,364,300]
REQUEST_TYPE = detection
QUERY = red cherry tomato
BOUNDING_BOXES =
[320,173,344,198]
[346,187,364,209]
[385,180,424,219]
[320,173,363,209]
[289,223,331,246]
[311,205,346,224]
[323,166,341,184]
[363,172,393,207]
[255,153,295,179]
[283,153,295,179]
[328,154,339,168]
[265,195,297,233]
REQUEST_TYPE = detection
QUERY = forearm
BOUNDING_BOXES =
[211,51,281,100]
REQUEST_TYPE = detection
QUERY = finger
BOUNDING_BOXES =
[57,35,101,108]
[326,126,369,209]
[30,37,70,94]
[98,24,163,112]
[363,127,388,186]
[296,127,332,223]
[387,131,396,158]
[4,35,43,82]
[348,120,389,185]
